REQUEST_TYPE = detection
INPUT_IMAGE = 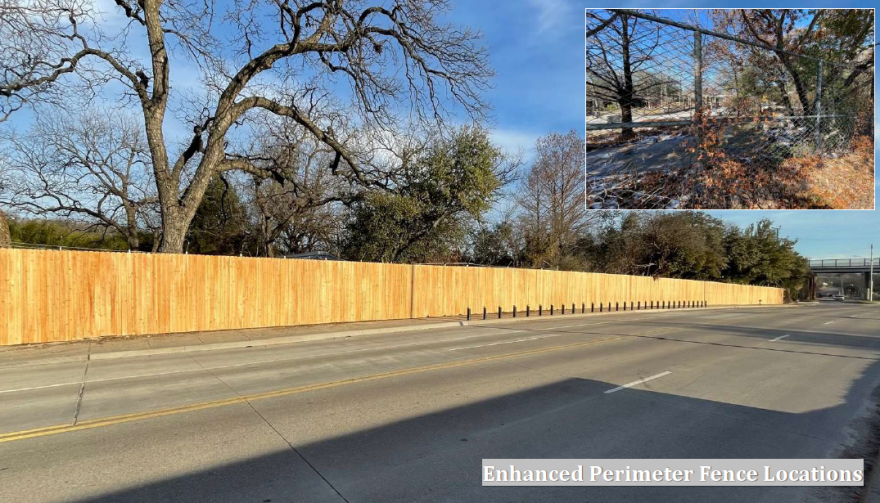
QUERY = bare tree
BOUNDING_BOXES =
[0,0,492,252]
[2,109,159,250]
[517,130,590,269]
[712,9,874,115]
[585,10,663,140]
[249,177,344,257]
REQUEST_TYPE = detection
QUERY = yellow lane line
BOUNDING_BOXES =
[0,335,624,444]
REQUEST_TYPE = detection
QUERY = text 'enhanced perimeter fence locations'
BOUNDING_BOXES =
[585,9,874,209]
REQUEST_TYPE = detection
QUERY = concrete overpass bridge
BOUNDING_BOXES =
[809,259,877,300]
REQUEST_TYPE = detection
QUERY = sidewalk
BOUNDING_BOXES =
[0,303,792,367]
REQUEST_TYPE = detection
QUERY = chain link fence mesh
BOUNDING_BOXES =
[585,9,875,209]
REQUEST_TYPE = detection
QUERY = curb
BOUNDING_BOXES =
[88,321,468,360]
[87,303,791,361]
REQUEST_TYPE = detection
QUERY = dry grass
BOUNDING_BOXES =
[588,133,874,210]
[788,136,874,209]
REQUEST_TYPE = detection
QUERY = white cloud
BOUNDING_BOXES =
[527,0,573,34]
[490,128,539,160]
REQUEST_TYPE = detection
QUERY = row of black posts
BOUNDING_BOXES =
[466,300,708,320]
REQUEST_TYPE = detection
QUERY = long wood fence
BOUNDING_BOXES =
[0,248,783,346]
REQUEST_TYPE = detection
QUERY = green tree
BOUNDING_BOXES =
[583,212,727,279]
[470,221,519,267]
[343,127,515,263]
[8,218,131,250]
[185,175,250,255]
[722,219,809,297]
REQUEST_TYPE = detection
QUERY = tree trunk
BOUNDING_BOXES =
[158,206,194,253]
[0,208,10,248]
[123,204,140,251]
[619,98,634,140]
[620,16,636,141]
[775,80,795,116]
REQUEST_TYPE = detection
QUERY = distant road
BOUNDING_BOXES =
[1,303,879,502]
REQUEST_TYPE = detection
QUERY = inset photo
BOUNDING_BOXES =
[585,9,875,209]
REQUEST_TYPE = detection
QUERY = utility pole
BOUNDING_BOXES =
[870,244,874,303]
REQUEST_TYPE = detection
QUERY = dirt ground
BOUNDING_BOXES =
[586,129,874,210]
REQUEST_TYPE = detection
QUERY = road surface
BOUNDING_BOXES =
[1,302,879,502]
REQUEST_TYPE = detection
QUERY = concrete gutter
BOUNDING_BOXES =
[87,304,791,361]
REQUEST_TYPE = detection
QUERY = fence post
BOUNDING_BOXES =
[815,60,823,152]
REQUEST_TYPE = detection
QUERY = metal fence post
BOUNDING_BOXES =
[815,60,823,152]
[694,30,703,156]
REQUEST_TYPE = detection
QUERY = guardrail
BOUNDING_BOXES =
[810,259,879,268]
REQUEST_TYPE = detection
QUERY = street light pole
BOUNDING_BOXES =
[870,244,874,303]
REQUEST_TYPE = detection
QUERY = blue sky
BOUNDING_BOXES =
[447,1,878,259]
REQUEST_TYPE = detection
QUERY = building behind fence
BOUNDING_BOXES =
[585,9,874,207]
[0,248,783,345]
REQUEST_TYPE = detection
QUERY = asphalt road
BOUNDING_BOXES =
[1,302,879,502]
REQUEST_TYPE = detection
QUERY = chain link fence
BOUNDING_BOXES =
[585,9,874,209]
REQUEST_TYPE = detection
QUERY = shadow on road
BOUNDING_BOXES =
[67,357,880,502]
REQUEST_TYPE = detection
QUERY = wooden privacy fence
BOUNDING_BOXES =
[0,248,783,346]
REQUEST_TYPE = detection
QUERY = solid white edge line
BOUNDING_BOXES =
[605,371,672,394]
